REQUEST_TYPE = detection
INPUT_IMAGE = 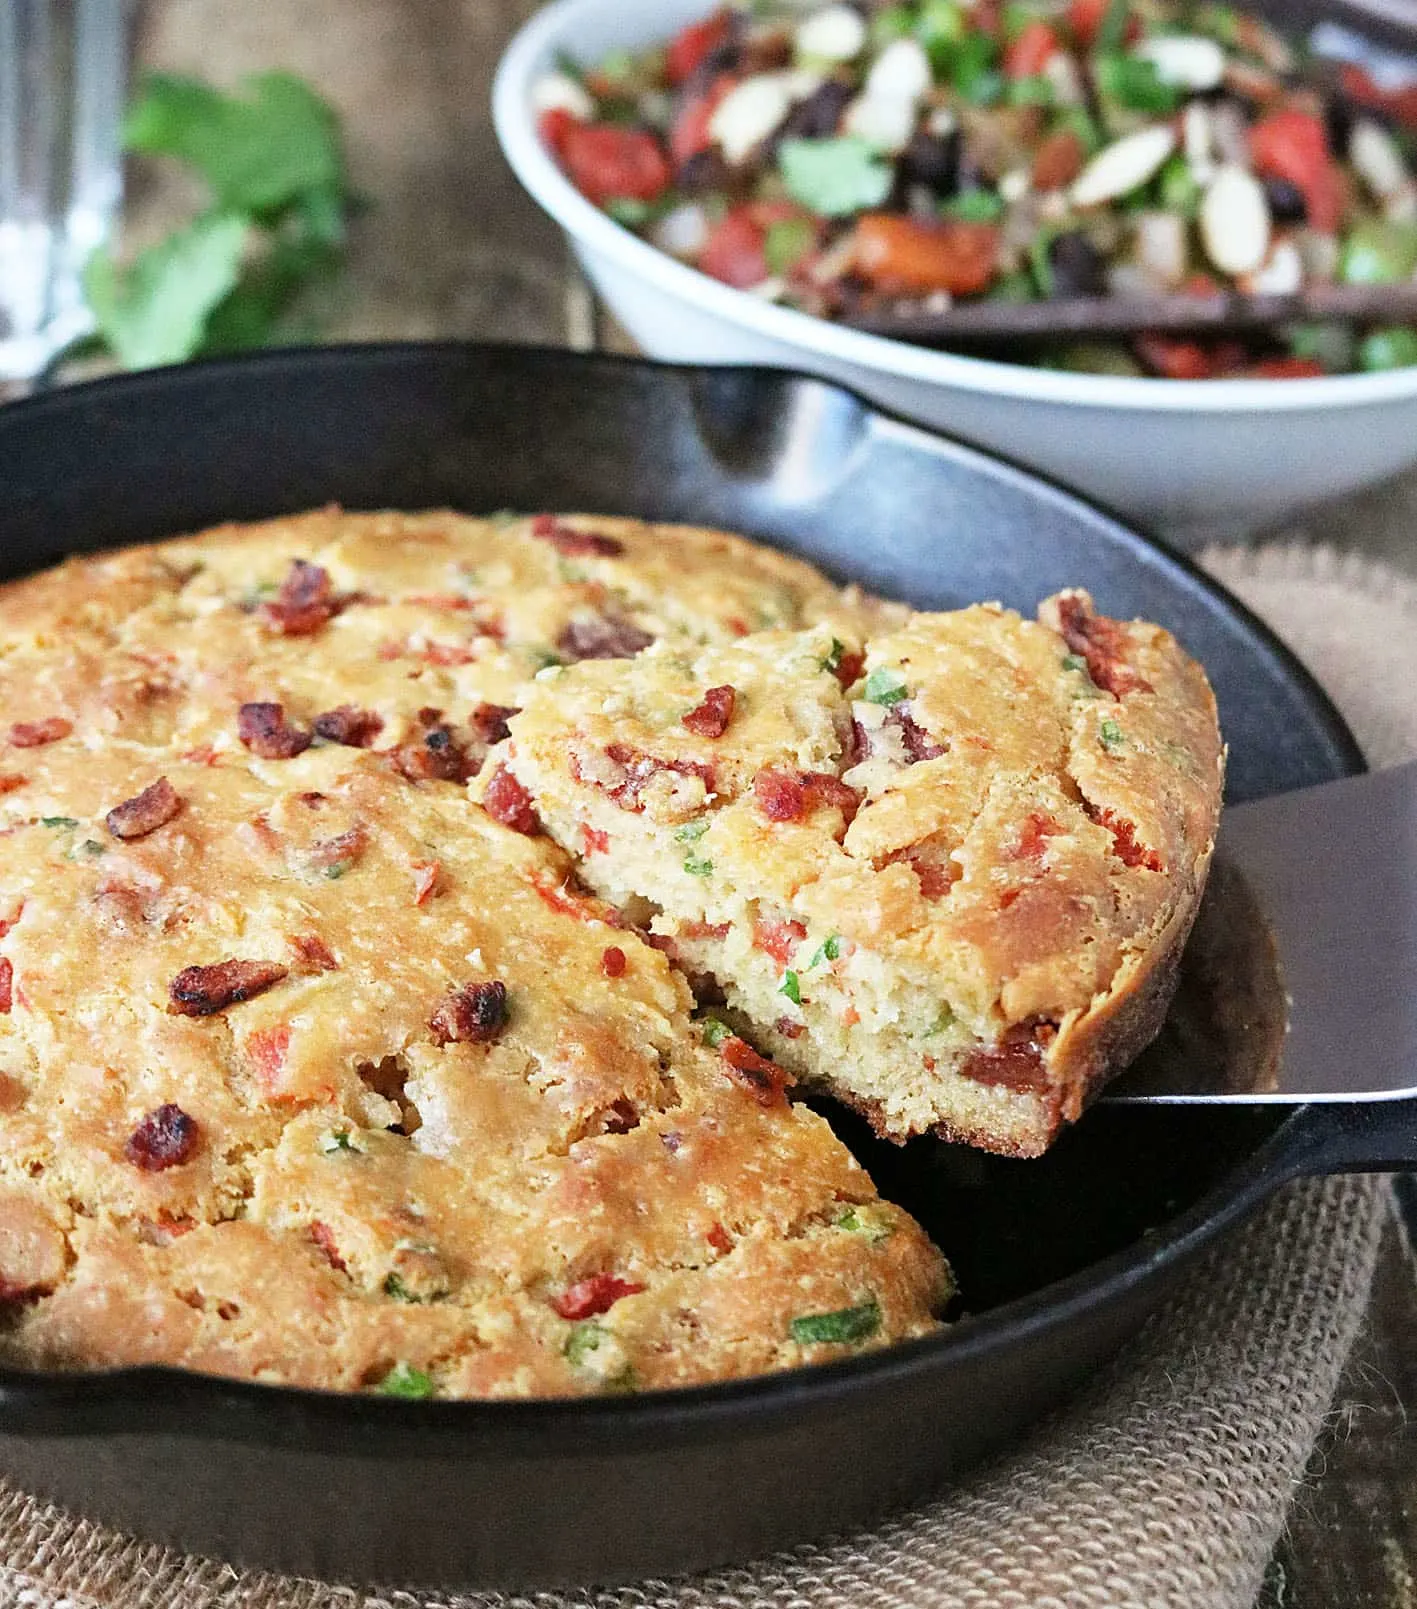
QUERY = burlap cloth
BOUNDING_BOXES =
[0,542,1412,1609]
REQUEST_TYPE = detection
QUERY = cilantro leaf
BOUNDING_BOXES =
[83,213,248,370]
[124,71,345,216]
[779,137,893,218]
[85,71,354,370]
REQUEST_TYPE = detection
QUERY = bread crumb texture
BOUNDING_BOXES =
[0,510,946,1397]
[503,588,1224,1157]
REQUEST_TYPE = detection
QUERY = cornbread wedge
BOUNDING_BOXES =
[498,591,1224,1157]
[0,511,947,1396]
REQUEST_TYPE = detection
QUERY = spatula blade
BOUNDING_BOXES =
[1104,760,1417,1104]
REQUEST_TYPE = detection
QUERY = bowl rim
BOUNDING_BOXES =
[493,0,1417,415]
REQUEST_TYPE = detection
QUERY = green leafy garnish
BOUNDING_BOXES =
[375,1361,435,1399]
[383,1273,421,1302]
[1062,654,1088,673]
[675,818,710,843]
[683,855,714,877]
[83,71,355,369]
[68,839,107,861]
[701,1017,731,1049]
[779,970,802,1006]
[838,1206,895,1245]
[808,934,842,968]
[942,189,1006,224]
[869,5,916,49]
[779,137,893,218]
[863,667,908,707]
[764,217,817,277]
[324,861,352,880]
[790,1297,882,1346]
[1094,53,1181,114]
[916,0,967,69]
[1100,719,1126,750]
[123,71,344,212]
[952,33,1002,103]
[1095,0,1134,54]
[40,816,79,829]
[821,638,846,675]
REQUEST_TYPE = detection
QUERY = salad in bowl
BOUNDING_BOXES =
[533,0,1417,378]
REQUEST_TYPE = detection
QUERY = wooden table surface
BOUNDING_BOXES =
[121,4,1417,1602]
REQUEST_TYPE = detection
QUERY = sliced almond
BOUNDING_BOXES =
[1071,126,1176,209]
[1199,165,1272,277]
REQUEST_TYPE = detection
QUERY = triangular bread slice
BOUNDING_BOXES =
[491,590,1224,1157]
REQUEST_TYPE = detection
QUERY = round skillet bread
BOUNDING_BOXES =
[496,586,1225,1158]
[0,510,945,1396]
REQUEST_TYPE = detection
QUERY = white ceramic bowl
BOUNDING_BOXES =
[494,0,1417,545]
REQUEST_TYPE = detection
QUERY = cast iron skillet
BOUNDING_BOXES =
[0,344,1410,1591]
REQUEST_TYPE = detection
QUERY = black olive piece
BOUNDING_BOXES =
[1048,232,1108,298]
[1263,176,1308,225]
[675,147,732,193]
[1324,91,1355,161]
[777,78,855,143]
[898,129,962,196]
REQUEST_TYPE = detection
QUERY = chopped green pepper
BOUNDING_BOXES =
[863,667,908,706]
[565,1320,611,1369]
[683,854,714,877]
[764,216,817,277]
[790,1297,882,1345]
[375,1361,435,1399]
[1340,220,1417,287]
[701,1017,731,1049]
[808,934,842,968]
[1358,326,1417,373]
[870,4,916,50]
[675,818,710,842]
[40,816,79,829]
[1100,719,1126,750]
[837,1206,895,1244]
[942,189,1006,223]
[318,1127,367,1155]
[779,969,802,1005]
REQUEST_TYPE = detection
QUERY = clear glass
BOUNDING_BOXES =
[0,0,125,380]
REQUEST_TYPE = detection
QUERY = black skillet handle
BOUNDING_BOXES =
[1270,1099,1417,1180]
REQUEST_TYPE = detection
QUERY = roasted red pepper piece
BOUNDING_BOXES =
[682,684,736,739]
[124,1103,200,1171]
[106,777,182,841]
[552,1273,645,1320]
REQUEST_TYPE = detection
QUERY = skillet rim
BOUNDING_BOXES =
[0,340,1365,1449]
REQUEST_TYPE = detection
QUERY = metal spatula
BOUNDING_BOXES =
[1105,759,1417,1105]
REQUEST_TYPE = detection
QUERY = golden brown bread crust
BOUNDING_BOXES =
[499,591,1225,1157]
[0,509,948,1396]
